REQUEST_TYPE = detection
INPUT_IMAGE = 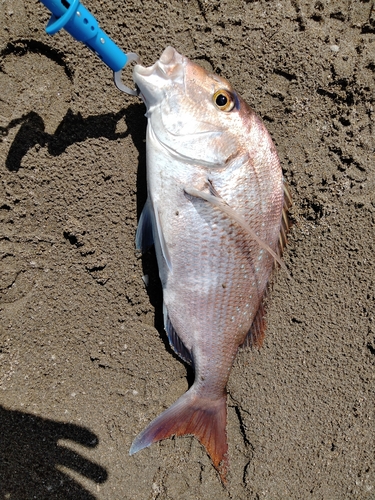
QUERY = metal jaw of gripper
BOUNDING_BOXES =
[40,0,139,95]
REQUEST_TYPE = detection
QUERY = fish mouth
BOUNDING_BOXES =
[133,47,185,86]
[159,46,181,65]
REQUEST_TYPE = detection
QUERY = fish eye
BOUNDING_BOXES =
[213,89,235,112]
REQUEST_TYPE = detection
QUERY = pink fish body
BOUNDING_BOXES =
[130,47,287,481]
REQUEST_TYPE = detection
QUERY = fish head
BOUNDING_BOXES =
[133,46,253,168]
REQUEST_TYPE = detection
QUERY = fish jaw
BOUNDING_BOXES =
[133,46,186,110]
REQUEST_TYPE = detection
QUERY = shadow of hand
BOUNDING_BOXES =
[0,406,107,499]
[1,103,146,172]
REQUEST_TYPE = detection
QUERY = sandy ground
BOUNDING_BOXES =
[1,1,374,498]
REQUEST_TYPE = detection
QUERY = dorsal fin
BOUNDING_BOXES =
[241,300,267,349]
[278,181,293,258]
[242,180,292,349]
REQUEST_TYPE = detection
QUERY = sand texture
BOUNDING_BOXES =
[1,1,374,498]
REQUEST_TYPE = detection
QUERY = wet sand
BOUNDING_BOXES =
[1,1,374,498]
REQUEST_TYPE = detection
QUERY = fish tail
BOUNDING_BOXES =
[129,388,228,482]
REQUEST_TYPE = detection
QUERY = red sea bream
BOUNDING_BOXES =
[130,46,289,481]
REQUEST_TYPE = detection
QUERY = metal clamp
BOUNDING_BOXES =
[39,0,139,94]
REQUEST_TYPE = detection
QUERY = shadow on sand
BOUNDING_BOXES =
[0,405,107,499]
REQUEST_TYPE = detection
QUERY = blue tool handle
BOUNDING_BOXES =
[40,0,127,72]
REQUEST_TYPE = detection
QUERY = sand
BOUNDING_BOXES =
[1,1,374,498]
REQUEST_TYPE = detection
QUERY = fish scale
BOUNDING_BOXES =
[130,46,287,482]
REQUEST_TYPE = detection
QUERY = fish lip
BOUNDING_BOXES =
[159,46,177,65]
[133,47,185,81]
[134,62,157,78]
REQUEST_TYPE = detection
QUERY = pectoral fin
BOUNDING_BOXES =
[241,180,292,349]
[183,185,288,273]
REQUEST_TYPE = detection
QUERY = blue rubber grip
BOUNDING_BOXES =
[40,0,127,72]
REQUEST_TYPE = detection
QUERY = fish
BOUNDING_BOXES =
[130,46,290,481]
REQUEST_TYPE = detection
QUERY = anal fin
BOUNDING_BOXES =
[164,304,193,365]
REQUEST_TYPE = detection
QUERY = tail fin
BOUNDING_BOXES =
[129,388,228,482]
